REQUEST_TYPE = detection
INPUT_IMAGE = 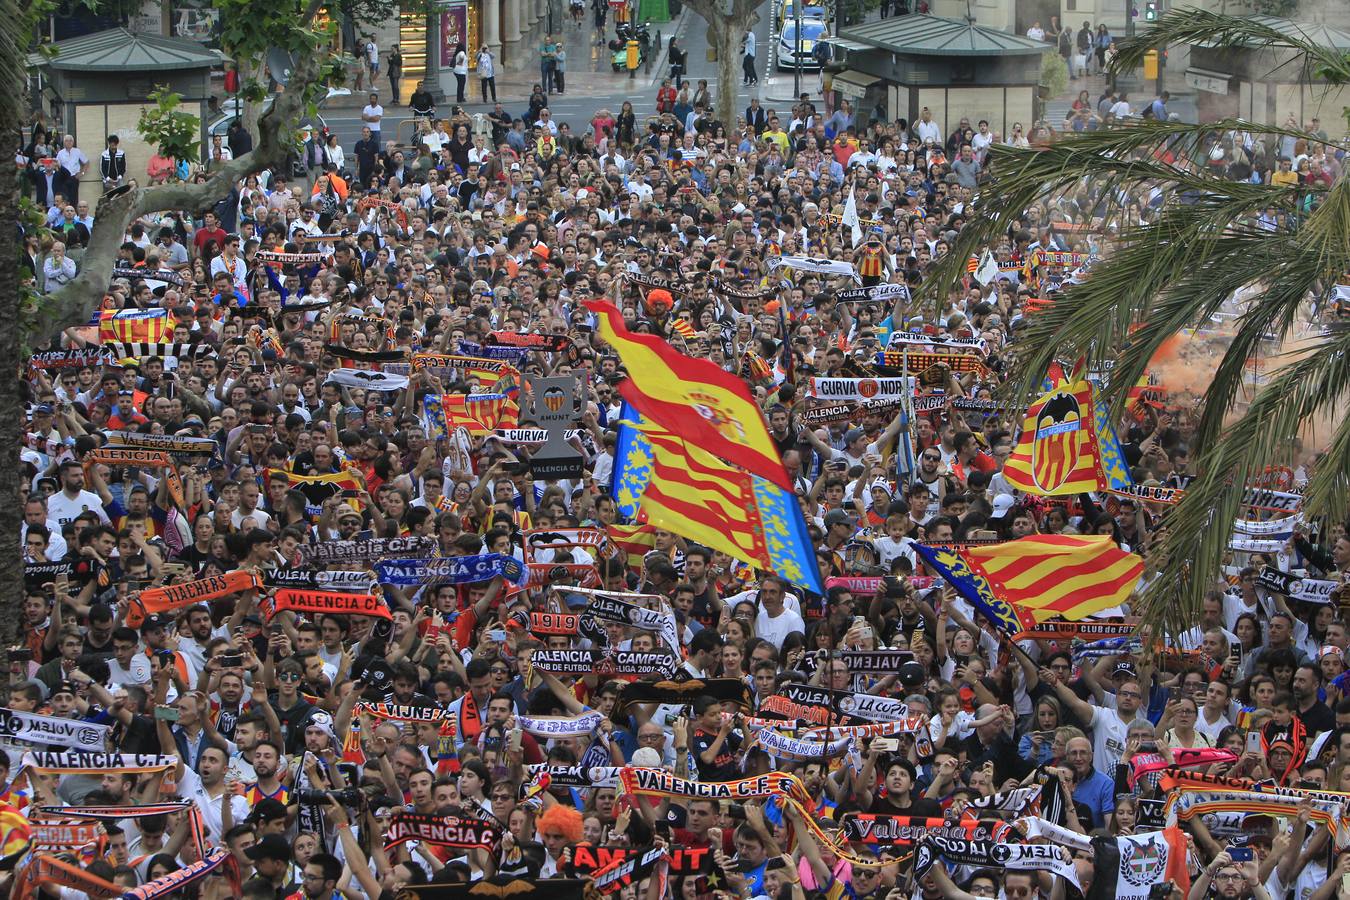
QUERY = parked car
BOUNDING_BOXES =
[777,19,827,70]
[207,87,351,137]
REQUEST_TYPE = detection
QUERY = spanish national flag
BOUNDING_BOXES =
[586,299,792,491]
[914,534,1142,635]
[1003,378,1105,496]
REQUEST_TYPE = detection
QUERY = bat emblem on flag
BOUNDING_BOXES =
[1031,389,1082,492]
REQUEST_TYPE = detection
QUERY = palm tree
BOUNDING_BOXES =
[930,9,1350,636]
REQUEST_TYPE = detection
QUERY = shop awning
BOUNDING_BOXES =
[831,68,881,100]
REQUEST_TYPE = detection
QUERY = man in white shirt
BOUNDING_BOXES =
[107,628,152,687]
[971,120,994,157]
[362,93,385,143]
[1196,679,1234,743]
[55,134,88,203]
[47,460,110,527]
[174,746,250,841]
[751,577,805,647]
[914,107,942,145]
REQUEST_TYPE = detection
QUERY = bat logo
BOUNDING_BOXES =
[1030,389,1083,492]
[543,388,567,413]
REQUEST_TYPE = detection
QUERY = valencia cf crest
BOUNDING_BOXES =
[1031,389,1082,492]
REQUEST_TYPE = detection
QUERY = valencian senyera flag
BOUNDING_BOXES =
[99,308,173,345]
[612,404,823,595]
[586,298,793,491]
[914,534,1142,635]
[607,522,657,572]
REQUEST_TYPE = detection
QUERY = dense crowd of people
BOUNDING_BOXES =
[8,32,1350,900]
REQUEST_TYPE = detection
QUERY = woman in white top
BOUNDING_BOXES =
[453,43,469,103]
[324,133,345,171]
[477,45,497,103]
[1160,695,1213,749]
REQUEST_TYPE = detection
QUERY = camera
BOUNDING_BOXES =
[296,788,365,806]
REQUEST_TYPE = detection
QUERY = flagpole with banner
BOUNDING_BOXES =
[896,345,915,483]
[843,185,862,248]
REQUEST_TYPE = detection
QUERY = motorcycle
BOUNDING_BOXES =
[609,21,651,71]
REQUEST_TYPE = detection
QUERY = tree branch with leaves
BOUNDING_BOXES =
[683,0,759,131]
[26,0,335,349]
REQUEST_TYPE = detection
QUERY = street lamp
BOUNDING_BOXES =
[793,0,802,98]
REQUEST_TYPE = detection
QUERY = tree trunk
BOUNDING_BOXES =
[239,56,263,143]
[713,25,739,133]
[0,0,26,687]
[686,0,758,131]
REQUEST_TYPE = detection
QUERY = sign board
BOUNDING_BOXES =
[1185,67,1231,95]
[525,375,585,481]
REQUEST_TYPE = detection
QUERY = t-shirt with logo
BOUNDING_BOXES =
[692,727,742,782]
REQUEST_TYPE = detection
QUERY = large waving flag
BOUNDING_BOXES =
[612,406,823,595]
[1004,377,1105,495]
[607,522,658,572]
[586,299,792,491]
[915,534,1142,635]
[99,308,173,345]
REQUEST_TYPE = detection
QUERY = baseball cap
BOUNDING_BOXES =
[245,833,293,862]
[250,798,287,823]
[141,613,172,631]
[1111,661,1138,679]
[824,509,853,528]
[32,404,54,415]
[990,494,1015,518]
[844,427,866,444]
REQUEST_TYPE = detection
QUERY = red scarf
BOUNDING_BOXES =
[458,691,482,744]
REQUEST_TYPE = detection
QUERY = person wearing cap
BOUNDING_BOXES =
[245,832,296,895]
[1048,656,1152,776]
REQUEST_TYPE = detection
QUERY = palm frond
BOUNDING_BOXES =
[1140,331,1350,636]
[914,7,1350,633]
[1111,8,1350,85]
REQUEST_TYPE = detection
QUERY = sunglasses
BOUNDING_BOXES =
[278,671,302,682]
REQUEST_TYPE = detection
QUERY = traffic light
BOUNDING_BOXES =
[1144,0,1159,21]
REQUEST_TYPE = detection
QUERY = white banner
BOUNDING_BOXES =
[517,710,604,738]
[1229,538,1287,554]
[323,369,410,392]
[768,255,858,279]
[0,708,109,751]
[1232,514,1302,536]
[808,377,914,402]
[886,332,988,355]
[754,728,852,760]
[839,693,911,723]
[492,429,582,444]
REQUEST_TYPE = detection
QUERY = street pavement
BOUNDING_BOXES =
[321,0,798,147]
[319,6,1189,146]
